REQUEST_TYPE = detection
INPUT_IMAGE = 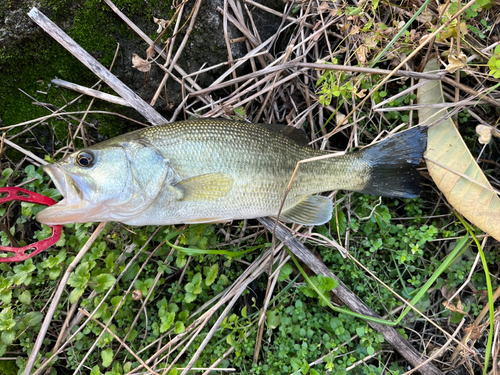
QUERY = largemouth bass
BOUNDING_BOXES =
[36,119,427,226]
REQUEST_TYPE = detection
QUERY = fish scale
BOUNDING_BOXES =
[37,119,427,226]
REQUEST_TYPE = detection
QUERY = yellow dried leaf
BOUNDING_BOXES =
[132,53,151,73]
[476,125,492,144]
[446,52,467,73]
[364,34,378,48]
[418,59,500,241]
[476,125,500,144]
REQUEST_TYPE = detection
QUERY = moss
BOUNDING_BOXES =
[0,0,172,159]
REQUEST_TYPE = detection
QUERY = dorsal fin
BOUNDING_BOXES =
[259,123,310,146]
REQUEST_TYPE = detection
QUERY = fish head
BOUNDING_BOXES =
[36,144,134,225]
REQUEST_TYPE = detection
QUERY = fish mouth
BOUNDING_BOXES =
[43,164,84,205]
[36,164,91,225]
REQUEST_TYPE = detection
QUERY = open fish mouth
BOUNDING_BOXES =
[36,164,92,225]
[43,164,84,206]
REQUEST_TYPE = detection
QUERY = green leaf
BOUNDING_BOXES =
[48,268,62,280]
[23,312,43,327]
[184,292,196,303]
[105,252,117,270]
[92,274,116,293]
[0,309,15,331]
[185,272,202,296]
[356,327,365,337]
[18,290,31,304]
[174,321,185,334]
[278,263,293,281]
[69,287,85,304]
[124,362,132,372]
[241,306,247,318]
[1,330,14,345]
[266,310,281,329]
[13,260,36,286]
[160,312,175,333]
[175,251,187,268]
[68,262,90,289]
[451,311,465,324]
[330,210,347,236]
[126,329,138,342]
[101,347,113,367]
[0,276,13,304]
[290,357,301,371]
[366,345,375,355]
[90,365,101,375]
[2,168,13,179]
[204,264,218,286]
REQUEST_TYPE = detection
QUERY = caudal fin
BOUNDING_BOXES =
[358,127,427,198]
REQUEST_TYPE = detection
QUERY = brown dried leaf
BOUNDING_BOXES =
[350,25,361,35]
[153,17,168,33]
[441,284,454,300]
[464,324,482,340]
[318,1,329,12]
[146,45,155,60]
[356,45,368,65]
[132,53,151,73]
[443,299,466,314]
[418,59,500,241]
[354,88,366,99]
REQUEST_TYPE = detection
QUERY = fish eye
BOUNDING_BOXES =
[75,151,95,168]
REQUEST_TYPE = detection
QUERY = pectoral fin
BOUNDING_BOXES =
[279,195,332,225]
[176,173,234,201]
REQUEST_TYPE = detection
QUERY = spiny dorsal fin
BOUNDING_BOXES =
[259,123,310,146]
[176,173,234,201]
[279,195,332,225]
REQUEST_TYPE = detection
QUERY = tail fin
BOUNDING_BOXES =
[359,127,427,198]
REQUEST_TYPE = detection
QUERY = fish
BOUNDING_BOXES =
[36,119,427,226]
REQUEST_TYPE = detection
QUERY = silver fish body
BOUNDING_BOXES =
[37,119,426,226]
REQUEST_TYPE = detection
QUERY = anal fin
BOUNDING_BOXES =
[279,195,332,225]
